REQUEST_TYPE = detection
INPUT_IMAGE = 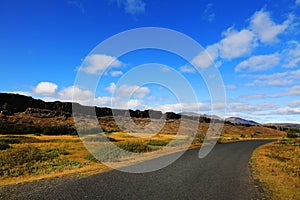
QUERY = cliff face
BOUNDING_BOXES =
[0,93,164,119]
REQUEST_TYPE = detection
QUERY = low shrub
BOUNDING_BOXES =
[169,139,188,146]
[230,136,240,140]
[192,133,205,144]
[89,145,130,162]
[287,132,299,138]
[147,140,169,146]
[0,135,41,144]
[0,141,10,150]
[116,141,152,153]
[0,146,56,167]
[0,146,82,178]
[83,135,118,142]
[217,137,226,144]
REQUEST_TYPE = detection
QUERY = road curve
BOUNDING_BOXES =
[0,140,272,200]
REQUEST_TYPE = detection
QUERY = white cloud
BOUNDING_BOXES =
[125,0,145,14]
[297,0,300,6]
[105,82,116,94]
[271,107,300,115]
[235,53,280,72]
[106,82,150,98]
[228,102,278,112]
[94,96,117,106]
[245,69,300,87]
[161,66,171,72]
[68,1,85,14]
[250,10,292,43]
[58,85,118,106]
[218,28,256,60]
[179,66,196,73]
[286,100,300,107]
[290,69,300,78]
[287,85,300,95]
[225,84,237,89]
[253,79,294,86]
[110,70,123,77]
[117,0,145,15]
[113,99,143,109]
[202,3,215,22]
[33,82,58,95]
[58,86,94,102]
[191,45,219,68]
[153,102,210,113]
[282,41,300,68]
[239,93,267,100]
[241,84,300,100]
[79,54,122,74]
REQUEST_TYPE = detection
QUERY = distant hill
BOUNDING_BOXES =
[225,117,259,125]
[264,123,300,129]
[180,112,222,120]
[0,93,286,138]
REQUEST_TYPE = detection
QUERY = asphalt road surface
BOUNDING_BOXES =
[0,140,272,200]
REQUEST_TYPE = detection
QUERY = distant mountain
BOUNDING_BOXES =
[225,117,259,125]
[180,112,222,120]
[264,123,300,129]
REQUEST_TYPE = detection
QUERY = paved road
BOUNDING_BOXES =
[0,140,272,200]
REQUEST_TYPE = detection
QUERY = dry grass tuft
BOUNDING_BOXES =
[251,138,300,200]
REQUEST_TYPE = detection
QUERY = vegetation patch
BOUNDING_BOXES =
[0,145,83,178]
[83,135,118,142]
[251,138,300,200]
[0,135,41,144]
[116,141,152,153]
[0,141,11,150]
[147,140,169,146]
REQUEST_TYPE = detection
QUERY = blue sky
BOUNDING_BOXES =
[1,0,300,123]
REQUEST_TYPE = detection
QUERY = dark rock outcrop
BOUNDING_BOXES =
[0,93,166,120]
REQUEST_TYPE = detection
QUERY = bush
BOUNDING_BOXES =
[230,136,240,140]
[217,137,226,144]
[0,141,10,150]
[42,125,77,135]
[83,135,118,142]
[192,133,205,144]
[287,132,299,138]
[0,136,41,144]
[240,133,246,138]
[147,140,169,146]
[169,139,187,146]
[89,145,130,162]
[0,146,56,167]
[0,146,81,178]
[116,141,152,153]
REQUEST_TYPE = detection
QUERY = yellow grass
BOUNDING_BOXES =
[0,121,286,186]
[251,139,300,200]
[0,133,197,186]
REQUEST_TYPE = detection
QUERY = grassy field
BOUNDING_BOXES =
[0,134,108,185]
[0,118,287,186]
[0,133,196,185]
[251,138,300,200]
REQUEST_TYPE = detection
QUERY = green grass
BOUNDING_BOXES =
[168,139,187,146]
[116,141,152,153]
[0,135,41,144]
[147,140,169,146]
[0,141,11,150]
[0,145,83,178]
[83,135,118,142]
[88,141,154,162]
